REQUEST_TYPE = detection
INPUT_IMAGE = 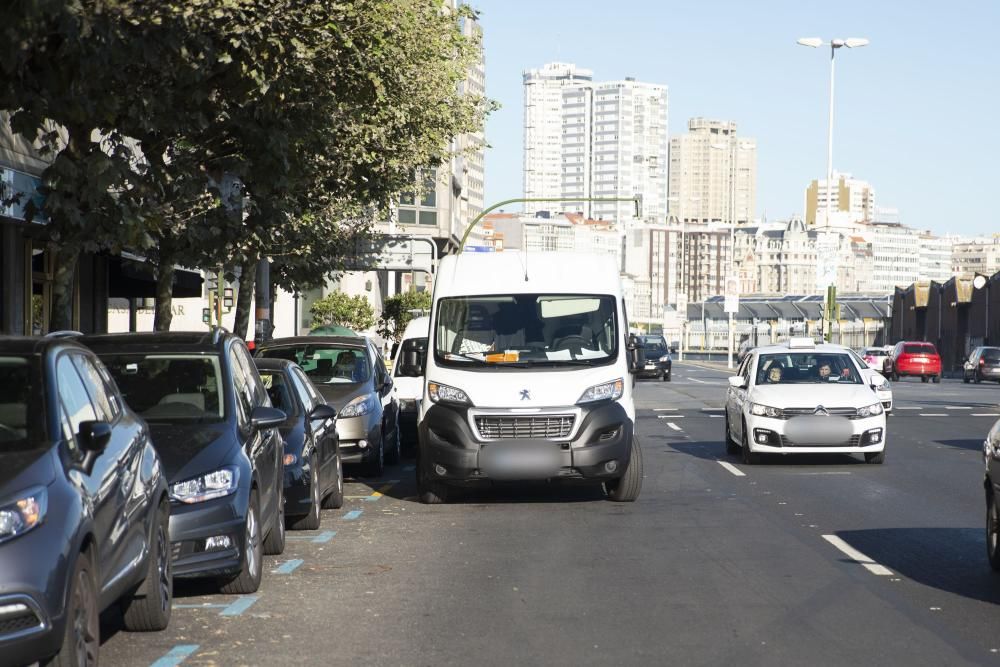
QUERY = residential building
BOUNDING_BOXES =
[863,221,921,293]
[918,233,956,283]
[522,62,593,213]
[668,118,757,225]
[953,235,1000,278]
[805,172,875,227]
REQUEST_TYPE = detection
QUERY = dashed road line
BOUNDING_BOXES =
[919,413,948,417]
[709,415,724,418]
[974,413,1000,417]
[343,510,363,521]
[666,422,682,431]
[657,415,685,419]
[945,406,972,410]
[688,377,717,385]
[653,408,679,411]
[272,559,304,575]
[717,461,746,477]
[896,407,923,410]
[150,644,199,667]
[822,535,893,576]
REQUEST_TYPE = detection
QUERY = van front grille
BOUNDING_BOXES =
[475,415,575,441]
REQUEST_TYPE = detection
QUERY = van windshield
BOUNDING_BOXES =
[434,294,618,368]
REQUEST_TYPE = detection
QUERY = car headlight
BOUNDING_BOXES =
[873,378,891,391]
[170,467,239,504]
[339,394,378,418]
[750,403,784,418]
[658,355,671,362]
[577,378,624,404]
[427,382,471,406]
[857,402,884,418]
[0,487,47,545]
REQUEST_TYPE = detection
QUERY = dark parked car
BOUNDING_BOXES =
[0,336,171,667]
[984,417,1000,569]
[965,347,1000,384]
[81,330,286,595]
[255,336,400,477]
[255,359,343,530]
[636,339,672,381]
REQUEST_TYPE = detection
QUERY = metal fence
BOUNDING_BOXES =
[683,319,885,352]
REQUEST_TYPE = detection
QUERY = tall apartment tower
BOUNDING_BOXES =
[522,63,593,214]
[667,118,757,225]
[805,172,875,227]
[561,78,669,224]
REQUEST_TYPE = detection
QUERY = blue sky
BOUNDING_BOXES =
[475,0,999,237]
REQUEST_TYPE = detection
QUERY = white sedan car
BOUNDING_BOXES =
[725,339,887,465]
[848,348,892,413]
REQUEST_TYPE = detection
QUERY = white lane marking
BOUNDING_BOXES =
[973,413,1000,417]
[709,415,724,418]
[822,535,893,576]
[657,415,685,419]
[701,408,725,412]
[919,413,948,417]
[945,406,972,410]
[896,407,923,410]
[717,460,746,477]
[653,408,678,411]
[666,422,682,431]
[689,377,717,385]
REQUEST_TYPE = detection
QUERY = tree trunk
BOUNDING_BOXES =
[232,257,256,340]
[49,245,79,332]
[153,253,176,332]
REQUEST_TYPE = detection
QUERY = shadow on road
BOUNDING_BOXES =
[935,439,986,452]
[665,439,868,467]
[835,527,1000,606]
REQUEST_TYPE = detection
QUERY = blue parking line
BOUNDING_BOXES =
[150,644,199,667]
[343,510,362,521]
[220,596,259,616]
[313,530,336,543]
[173,602,227,610]
[272,558,304,575]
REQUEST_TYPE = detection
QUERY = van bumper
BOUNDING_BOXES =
[417,401,634,484]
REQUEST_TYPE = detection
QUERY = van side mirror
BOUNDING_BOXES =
[398,337,427,378]
[77,421,112,474]
[627,335,646,374]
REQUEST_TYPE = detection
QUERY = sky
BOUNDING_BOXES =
[474,0,1000,237]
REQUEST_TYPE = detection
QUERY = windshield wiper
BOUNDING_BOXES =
[519,358,603,367]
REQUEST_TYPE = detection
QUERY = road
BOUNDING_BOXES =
[99,363,1000,666]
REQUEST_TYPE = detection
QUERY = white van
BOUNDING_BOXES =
[391,315,429,445]
[397,251,644,504]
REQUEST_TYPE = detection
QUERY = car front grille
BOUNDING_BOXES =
[780,434,861,448]
[781,407,861,420]
[475,415,575,441]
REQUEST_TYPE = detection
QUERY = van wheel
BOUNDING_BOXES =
[322,452,344,510]
[741,422,761,465]
[724,416,740,456]
[988,493,1000,571]
[121,500,172,631]
[262,483,286,555]
[864,450,885,464]
[417,459,450,504]
[221,490,262,594]
[46,548,99,667]
[605,438,643,502]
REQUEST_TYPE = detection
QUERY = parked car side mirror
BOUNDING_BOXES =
[627,335,646,374]
[77,421,112,473]
[397,338,428,378]
[251,406,286,431]
[727,376,747,389]
[382,375,394,394]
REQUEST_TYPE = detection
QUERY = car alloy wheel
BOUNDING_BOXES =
[245,505,260,580]
[155,519,171,614]
[989,495,1000,571]
[71,557,100,666]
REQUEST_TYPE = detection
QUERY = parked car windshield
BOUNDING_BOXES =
[903,344,937,355]
[0,356,43,449]
[97,354,225,422]
[755,352,862,385]
[435,293,618,368]
[257,345,371,385]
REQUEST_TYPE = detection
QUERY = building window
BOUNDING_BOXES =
[419,211,437,226]
[398,209,416,225]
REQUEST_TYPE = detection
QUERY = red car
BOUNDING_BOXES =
[888,341,942,383]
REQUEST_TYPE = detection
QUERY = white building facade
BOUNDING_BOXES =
[953,235,1000,278]
[805,172,876,227]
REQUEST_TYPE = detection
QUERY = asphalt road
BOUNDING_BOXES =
[97,363,1000,666]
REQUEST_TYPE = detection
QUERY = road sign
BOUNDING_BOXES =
[815,231,840,291]
[345,235,437,273]
[723,276,740,314]
[464,245,495,253]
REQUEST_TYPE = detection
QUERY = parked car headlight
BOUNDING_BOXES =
[427,382,471,406]
[750,403,784,418]
[0,487,47,544]
[658,355,671,362]
[339,394,378,418]
[577,378,624,404]
[857,402,884,418]
[170,467,239,504]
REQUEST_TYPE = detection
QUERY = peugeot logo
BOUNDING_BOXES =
[813,405,829,416]
[520,389,531,401]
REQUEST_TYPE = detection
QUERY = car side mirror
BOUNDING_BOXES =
[382,375,394,394]
[627,335,646,374]
[251,406,286,431]
[728,376,747,389]
[398,338,427,378]
[310,403,337,421]
[77,421,112,473]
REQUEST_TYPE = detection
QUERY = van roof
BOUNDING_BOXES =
[436,252,622,298]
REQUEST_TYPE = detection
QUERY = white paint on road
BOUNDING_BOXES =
[657,415,684,419]
[717,460,746,477]
[822,534,894,576]
[653,408,678,411]
[666,422,682,431]
[688,377,717,385]
[973,413,1000,417]
[919,413,948,417]
[945,406,972,410]
[896,407,923,410]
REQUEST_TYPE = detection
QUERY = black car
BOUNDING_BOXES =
[81,330,286,595]
[985,417,1000,569]
[965,347,1000,384]
[255,359,343,530]
[0,336,171,667]
[636,339,672,381]
[255,336,401,476]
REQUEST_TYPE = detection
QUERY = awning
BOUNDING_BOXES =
[108,254,203,299]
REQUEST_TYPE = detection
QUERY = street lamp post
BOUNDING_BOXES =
[709,141,746,369]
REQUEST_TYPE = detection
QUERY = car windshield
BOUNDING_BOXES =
[0,356,44,449]
[643,343,668,357]
[984,349,1000,362]
[864,348,885,356]
[434,294,618,368]
[257,345,371,385]
[98,354,225,423]
[258,370,298,416]
[903,344,936,355]
[755,352,862,385]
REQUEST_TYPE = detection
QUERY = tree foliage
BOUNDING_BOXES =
[378,289,432,343]
[309,292,376,333]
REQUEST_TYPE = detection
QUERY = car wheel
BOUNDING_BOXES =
[322,452,344,509]
[365,435,385,478]
[221,490,262,594]
[864,450,885,464]
[46,548,99,667]
[989,494,1000,571]
[976,373,983,384]
[964,375,971,384]
[121,500,172,632]
[263,482,286,555]
[417,454,451,504]
[605,437,643,502]
[931,375,941,384]
[921,375,929,383]
[385,415,401,466]
[741,421,761,465]
[725,415,740,456]
[290,458,321,531]
[663,369,671,382]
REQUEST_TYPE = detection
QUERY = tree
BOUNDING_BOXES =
[310,292,376,333]
[378,289,432,343]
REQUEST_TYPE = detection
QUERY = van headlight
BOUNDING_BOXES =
[577,378,624,404]
[340,394,378,418]
[0,487,47,544]
[750,403,784,418]
[170,467,239,504]
[857,402,884,418]
[428,382,471,406]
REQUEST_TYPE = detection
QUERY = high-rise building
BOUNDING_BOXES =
[953,235,1000,278]
[918,233,956,283]
[522,63,593,213]
[667,118,757,225]
[805,172,875,227]
[863,221,921,293]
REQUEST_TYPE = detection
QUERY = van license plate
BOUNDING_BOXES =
[481,444,561,479]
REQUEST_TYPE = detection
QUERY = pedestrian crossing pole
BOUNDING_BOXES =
[824,284,837,343]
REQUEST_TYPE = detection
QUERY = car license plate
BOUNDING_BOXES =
[784,416,853,445]
[481,444,561,479]
[645,363,657,369]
